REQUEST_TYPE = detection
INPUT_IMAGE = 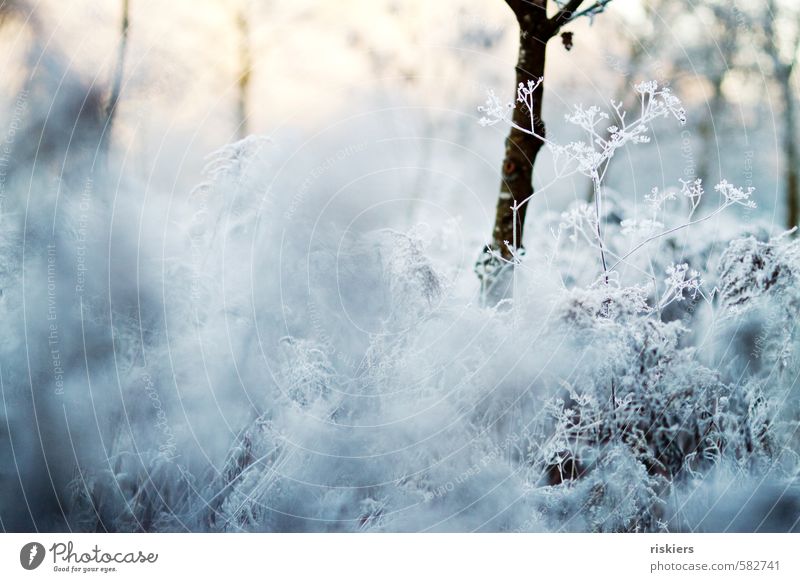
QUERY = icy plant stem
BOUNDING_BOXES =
[609,204,730,271]
[610,378,618,439]
[592,173,610,284]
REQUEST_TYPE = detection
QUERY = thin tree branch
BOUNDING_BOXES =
[571,0,613,21]
[549,0,585,30]
[552,0,613,29]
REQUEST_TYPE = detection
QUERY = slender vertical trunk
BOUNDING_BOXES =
[695,75,724,193]
[492,18,548,259]
[476,2,554,303]
[105,0,130,135]
[696,4,738,200]
[764,0,799,231]
[781,67,799,230]
[476,0,595,301]
[235,7,252,140]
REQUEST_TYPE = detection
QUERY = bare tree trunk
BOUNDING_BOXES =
[695,3,740,201]
[492,7,549,260]
[235,6,252,140]
[476,0,582,302]
[695,75,723,191]
[780,66,799,230]
[763,0,799,231]
[104,0,130,136]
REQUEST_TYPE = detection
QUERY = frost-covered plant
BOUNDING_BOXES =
[718,230,799,316]
[523,275,783,531]
[533,445,665,532]
[191,135,271,196]
[204,417,289,532]
[716,230,800,379]
[67,445,195,532]
[379,227,444,320]
[609,179,756,272]
[276,337,338,410]
[659,263,702,309]
[480,80,754,299]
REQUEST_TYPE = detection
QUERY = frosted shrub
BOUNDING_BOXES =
[535,293,777,532]
[205,417,288,532]
[533,445,664,532]
[718,231,799,316]
[716,231,800,435]
[379,227,445,323]
[68,446,194,532]
[277,337,337,410]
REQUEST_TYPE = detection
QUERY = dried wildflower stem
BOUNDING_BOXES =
[609,199,745,272]
[592,172,610,284]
